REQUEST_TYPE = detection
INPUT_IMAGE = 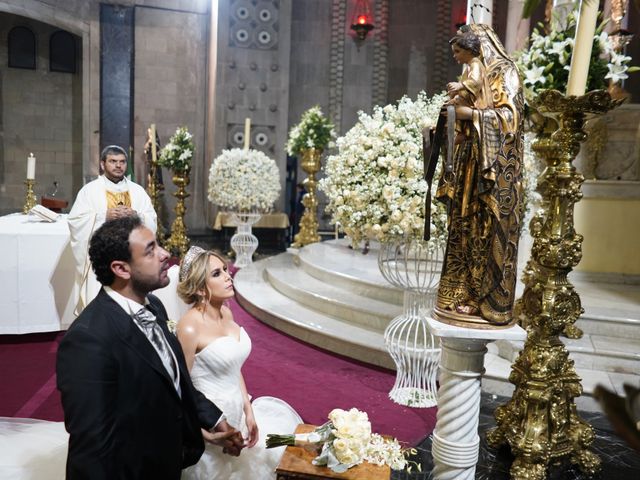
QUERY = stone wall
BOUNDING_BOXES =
[133,5,208,232]
[0,12,82,215]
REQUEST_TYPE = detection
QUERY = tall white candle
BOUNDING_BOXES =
[566,0,599,96]
[243,118,251,151]
[26,153,36,180]
[466,0,493,26]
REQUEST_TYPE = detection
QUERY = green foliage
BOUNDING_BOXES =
[285,106,335,157]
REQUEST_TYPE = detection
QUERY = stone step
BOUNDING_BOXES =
[295,240,404,306]
[301,240,640,341]
[233,256,395,370]
[482,350,640,413]
[265,253,400,333]
[495,333,640,376]
[233,240,640,413]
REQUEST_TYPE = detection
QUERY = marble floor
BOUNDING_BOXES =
[391,392,640,479]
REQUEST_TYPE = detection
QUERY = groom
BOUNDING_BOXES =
[57,215,243,479]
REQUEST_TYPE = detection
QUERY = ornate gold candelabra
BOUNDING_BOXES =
[23,179,37,214]
[164,171,190,258]
[486,90,622,480]
[291,148,322,248]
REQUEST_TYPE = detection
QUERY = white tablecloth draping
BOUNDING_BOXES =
[0,213,77,334]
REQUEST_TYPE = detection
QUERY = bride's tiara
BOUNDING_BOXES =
[179,246,207,282]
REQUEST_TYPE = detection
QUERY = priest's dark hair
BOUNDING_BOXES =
[100,144,128,163]
[89,215,142,286]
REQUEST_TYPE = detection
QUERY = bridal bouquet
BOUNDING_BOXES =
[158,126,194,173]
[266,408,417,473]
[208,148,281,212]
[286,105,335,156]
[318,91,448,249]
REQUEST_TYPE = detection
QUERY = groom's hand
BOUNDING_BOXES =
[203,420,244,456]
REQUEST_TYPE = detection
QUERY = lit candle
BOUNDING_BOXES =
[243,118,251,151]
[566,0,599,96]
[27,153,36,180]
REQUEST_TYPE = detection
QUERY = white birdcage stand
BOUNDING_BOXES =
[378,239,443,408]
[229,212,261,268]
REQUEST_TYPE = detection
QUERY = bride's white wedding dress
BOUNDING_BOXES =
[0,417,67,479]
[182,326,302,480]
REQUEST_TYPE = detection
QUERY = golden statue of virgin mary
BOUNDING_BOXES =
[433,23,525,327]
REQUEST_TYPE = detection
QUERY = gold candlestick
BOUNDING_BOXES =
[146,126,165,244]
[23,179,37,214]
[291,148,322,248]
[486,90,622,480]
[164,171,190,258]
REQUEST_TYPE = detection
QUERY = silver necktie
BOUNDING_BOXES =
[133,307,178,387]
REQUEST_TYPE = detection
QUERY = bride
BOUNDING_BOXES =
[176,246,302,480]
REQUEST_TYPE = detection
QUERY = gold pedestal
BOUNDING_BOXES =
[147,159,165,244]
[291,148,322,248]
[164,172,190,258]
[22,179,37,214]
[486,90,622,479]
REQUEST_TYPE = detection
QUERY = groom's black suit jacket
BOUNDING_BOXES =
[56,289,223,480]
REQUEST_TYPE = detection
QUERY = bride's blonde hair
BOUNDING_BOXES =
[177,249,228,306]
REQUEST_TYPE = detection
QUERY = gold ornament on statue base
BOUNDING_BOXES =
[486,90,622,480]
[22,179,37,214]
[164,172,190,258]
[291,148,322,248]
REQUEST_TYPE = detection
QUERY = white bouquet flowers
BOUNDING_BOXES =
[318,91,449,248]
[286,106,335,157]
[266,408,417,473]
[515,11,638,103]
[158,126,194,173]
[208,148,281,212]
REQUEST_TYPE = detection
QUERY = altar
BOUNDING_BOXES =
[0,213,76,334]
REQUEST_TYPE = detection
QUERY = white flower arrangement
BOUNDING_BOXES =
[515,11,638,103]
[521,133,543,233]
[208,148,281,212]
[286,106,336,157]
[266,407,418,473]
[158,126,194,173]
[318,91,449,249]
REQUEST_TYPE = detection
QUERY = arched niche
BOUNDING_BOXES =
[50,30,76,73]
[8,25,36,69]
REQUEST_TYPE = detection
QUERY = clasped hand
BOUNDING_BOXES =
[202,420,245,457]
[106,205,136,220]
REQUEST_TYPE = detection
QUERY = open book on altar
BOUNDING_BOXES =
[30,204,59,222]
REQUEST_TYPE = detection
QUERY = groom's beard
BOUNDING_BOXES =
[131,273,169,296]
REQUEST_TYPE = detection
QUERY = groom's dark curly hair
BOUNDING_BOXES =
[89,215,142,286]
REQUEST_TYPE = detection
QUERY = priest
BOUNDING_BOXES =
[68,145,157,314]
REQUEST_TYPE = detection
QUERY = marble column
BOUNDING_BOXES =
[204,0,219,226]
[505,0,530,53]
[427,317,526,480]
[466,0,493,26]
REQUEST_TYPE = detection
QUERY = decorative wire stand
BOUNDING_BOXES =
[229,212,262,268]
[378,239,443,407]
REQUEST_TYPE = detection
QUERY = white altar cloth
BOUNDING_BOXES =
[0,213,76,334]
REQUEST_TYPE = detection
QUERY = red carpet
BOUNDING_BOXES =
[0,300,436,446]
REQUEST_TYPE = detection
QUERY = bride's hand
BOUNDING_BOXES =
[244,409,259,448]
[203,420,244,456]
